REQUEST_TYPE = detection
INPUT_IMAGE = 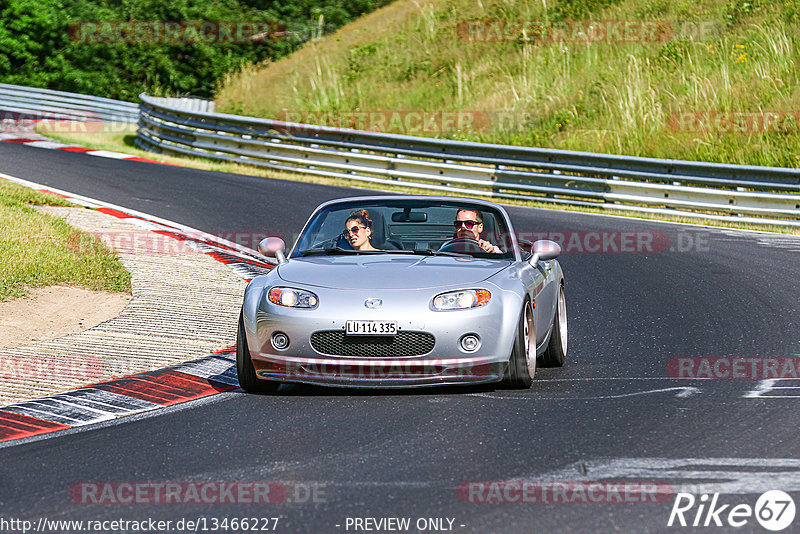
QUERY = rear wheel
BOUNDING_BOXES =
[236,311,280,394]
[539,285,567,368]
[501,301,535,389]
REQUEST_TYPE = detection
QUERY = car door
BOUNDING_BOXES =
[534,259,558,333]
[519,260,549,347]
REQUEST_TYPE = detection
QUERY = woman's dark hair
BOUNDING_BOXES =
[346,209,373,229]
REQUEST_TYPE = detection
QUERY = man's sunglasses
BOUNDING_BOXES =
[345,225,367,235]
[453,220,479,230]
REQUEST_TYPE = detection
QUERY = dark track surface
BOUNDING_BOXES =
[2,142,800,533]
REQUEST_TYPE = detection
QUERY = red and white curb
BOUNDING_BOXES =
[0,131,177,166]
[0,349,239,443]
[0,172,275,444]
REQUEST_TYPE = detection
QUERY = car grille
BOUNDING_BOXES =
[310,331,435,357]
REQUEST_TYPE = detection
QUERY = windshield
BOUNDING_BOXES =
[291,199,516,260]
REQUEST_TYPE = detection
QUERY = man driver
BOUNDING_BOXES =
[453,209,501,253]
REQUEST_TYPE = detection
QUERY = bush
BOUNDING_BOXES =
[0,0,391,100]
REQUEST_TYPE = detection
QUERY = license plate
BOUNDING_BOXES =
[345,320,398,336]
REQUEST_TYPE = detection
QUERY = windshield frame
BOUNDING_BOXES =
[288,196,521,261]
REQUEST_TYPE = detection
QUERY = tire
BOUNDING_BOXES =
[539,285,567,368]
[501,301,535,389]
[236,311,280,394]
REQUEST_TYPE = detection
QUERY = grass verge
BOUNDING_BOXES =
[0,180,132,301]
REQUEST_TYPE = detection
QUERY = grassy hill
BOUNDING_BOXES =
[215,0,800,168]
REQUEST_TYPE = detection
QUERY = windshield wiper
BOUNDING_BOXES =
[298,248,388,256]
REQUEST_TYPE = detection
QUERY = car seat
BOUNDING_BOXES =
[368,210,402,250]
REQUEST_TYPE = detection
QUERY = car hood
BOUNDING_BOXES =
[277,255,512,290]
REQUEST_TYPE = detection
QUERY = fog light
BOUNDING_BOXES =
[271,332,290,350]
[460,334,481,352]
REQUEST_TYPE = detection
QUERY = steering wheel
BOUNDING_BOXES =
[438,237,485,253]
[310,234,353,250]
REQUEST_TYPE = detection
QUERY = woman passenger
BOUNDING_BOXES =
[344,209,378,251]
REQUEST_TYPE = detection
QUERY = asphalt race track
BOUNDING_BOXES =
[2,141,800,533]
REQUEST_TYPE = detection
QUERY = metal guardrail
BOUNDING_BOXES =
[0,83,139,123]
[150,97,216,114]
[2,83,792,227]
[137,94,800,227]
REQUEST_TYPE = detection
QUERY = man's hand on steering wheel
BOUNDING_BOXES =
[476,238,497,253]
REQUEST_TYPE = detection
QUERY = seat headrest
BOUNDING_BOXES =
[368,210,387,244]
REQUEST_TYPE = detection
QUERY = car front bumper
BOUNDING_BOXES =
[242,279,523,388]
[251,354,504,388]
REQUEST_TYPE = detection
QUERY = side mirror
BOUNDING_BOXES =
[258,237,287,264]
[530,239,561,265]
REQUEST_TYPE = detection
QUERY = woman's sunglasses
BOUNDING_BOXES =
[453,220,479,230]
[346,225,367,235]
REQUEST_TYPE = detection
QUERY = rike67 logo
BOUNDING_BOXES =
[668,491,796,531]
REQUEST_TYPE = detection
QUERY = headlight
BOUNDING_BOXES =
[432,289,491,310]
[267,287,318,308]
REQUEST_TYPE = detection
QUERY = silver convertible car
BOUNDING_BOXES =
[237,196,567,391]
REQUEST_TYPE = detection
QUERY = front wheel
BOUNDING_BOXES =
[236,311,280,394]
[538,285,567,368]
[500,301,535,389]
